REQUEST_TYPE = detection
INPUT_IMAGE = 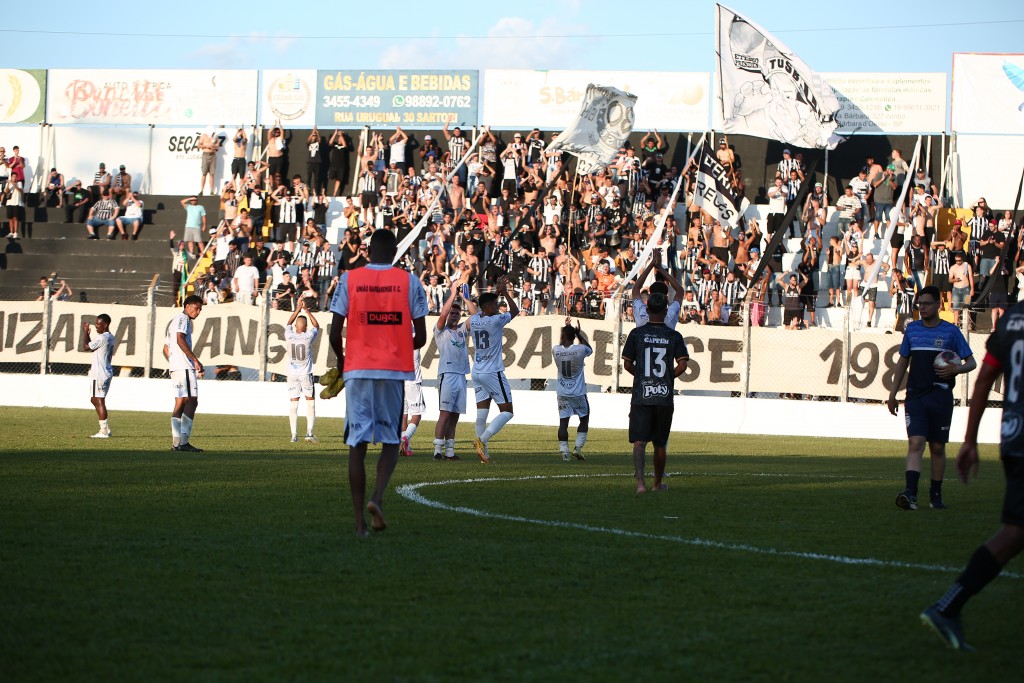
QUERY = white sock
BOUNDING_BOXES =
[433,438,445,456]
[99,419,109,434]
[445,438,456,458]
[171,417,182,447]
[559,440,570,454]
[575,432,588,450]
[403,422,418,440]
[305,400,316,436]
[289,401,299,437]
[482,411,514,442]
[475,409,489,438]
[180,415,193,445]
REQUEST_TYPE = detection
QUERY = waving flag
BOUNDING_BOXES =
[546,84,637,175]
[692,140,750,228]
[716,4,842,149]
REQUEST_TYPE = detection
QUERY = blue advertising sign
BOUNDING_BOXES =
[315,70,479,128]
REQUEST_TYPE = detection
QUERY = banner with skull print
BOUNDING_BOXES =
[715,4,843,150]
[545,84,637,175]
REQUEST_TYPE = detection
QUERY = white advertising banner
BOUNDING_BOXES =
[952,53,1024,135]
[47,70,258,126]
[952,134,1024,209]
[149,127,237,196]
[822,72,946,134]
[0,125,44,186]
[52,127,151,192]
[260,70,316,127]
[482,69,709,131]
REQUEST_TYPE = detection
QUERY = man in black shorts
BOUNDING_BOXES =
[622,292,689,494]
[920,298,1024,651]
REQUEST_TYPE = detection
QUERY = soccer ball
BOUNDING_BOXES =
[933,351,961,371]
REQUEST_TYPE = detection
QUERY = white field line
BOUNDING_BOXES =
[395,472,1021,579]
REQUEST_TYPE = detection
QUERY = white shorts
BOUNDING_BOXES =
[404,381,426,416]
[344,378,403,446]
[287,373,314,399]
[171,369,199,398]
[90,377,111,398]
[438,373,467,414]
[473,371,512,405]
[557,394,590,420]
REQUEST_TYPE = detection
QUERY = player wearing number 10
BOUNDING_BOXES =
[284,299,319,443]
[887,286,975,511]
[622,292,690,494]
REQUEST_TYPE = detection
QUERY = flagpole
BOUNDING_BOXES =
[614,131,708,297]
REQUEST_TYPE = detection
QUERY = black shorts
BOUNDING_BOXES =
[360,191,378,208]
[6,205,24,220]
[890,233,905,250]
[800,294,816,311]
[905,389,954,444]
[937,276,953,293]
[231,157,246,178]
[712,245,729,263]
[785,307,803,325]
[1001,455,1024,526]
[628,403,674,447]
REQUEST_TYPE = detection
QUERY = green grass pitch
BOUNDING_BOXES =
[2,407,1022,681]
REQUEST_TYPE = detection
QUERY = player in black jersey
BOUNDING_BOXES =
[622,293,689,494]
[920,300,1024,650]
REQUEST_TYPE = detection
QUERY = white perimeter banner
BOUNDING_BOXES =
[260,70,316,127]
[47,70,258,126]
[482,69,709,131]
[953,134,1024,210]
[53,127,151,192]
[822,72,946,134]
[952,53,1024,134]
[7,303,991,401]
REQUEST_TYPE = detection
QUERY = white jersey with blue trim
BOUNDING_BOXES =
[166,313,195,371]
[284,325,318,377]
[468,312,512,374]
[434,324,471,375]
[633,298,681,329]
[552,343,593,397]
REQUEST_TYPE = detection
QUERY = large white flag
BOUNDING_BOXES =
[716,4,842,149]
[546,84,637,175]
[692,140,750,228]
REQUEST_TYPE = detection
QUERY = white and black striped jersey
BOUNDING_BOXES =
[720,279,746,306]
[967,216,988,242]
[528,254,551,283]
[777,158,800,177]
[895,283,916,315]
[448,135,467,164]
[315,248,336,281]
[696,277,718,307]
[932,249,950,277]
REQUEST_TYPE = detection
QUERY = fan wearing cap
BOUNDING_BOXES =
[90,162,111,202]
[716,138,735,173]
[622,291,689,494]
[777,148,801,180]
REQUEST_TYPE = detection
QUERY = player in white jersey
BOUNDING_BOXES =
[284,298,320,443]
[631,251,684,329]
[82,313,116,438]
[553,318,593,461]
[399,344,425,457]
[432,275,475,461]
[163,294,204,452]
[469,276,519,463]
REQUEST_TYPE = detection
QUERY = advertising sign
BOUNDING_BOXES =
[315,70,479,128]
[823,72,946,134]
[47,70,258,126]
[952,53,1024,134]
[0,69,47,124]
[260,70,316,127]
[482,69,708,131]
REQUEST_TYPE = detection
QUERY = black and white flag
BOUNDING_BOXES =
[692,140,749,228]
[546,84,637,175]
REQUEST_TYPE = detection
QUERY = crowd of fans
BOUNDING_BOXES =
[4,127,1019,330]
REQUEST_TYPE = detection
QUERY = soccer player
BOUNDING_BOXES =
[329,229,427,536]
[886,285,976,510]
[553,317,593,461]
[470,275,519,463]
[285,298,319,443]
[622,292,689,494]
[631,251,684,328]
[165,294,205,452]
[432,276,475,461]
[920,299,1024,651]
[82,314,116,438]
[399,341,425,457]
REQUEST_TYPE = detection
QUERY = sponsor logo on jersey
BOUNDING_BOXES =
[360,311,403,325]
[642,383,670,398]
[1002,412,1023,442]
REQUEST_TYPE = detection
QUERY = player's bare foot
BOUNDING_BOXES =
[366,501,387,531]
[636,481,647,494]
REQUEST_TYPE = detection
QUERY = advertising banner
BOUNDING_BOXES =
[0,69,47,124]
[481,69,709,131]
[315,70,479,128]
[823,72,946,134]
[149,127,237,195]
[261,70,316,127]
[952,53,1024,134]
[47,70,258,126]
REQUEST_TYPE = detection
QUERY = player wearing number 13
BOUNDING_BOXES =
[470,276,519,464]
[285,299,319,444]
[887,286,975,511]
[622,292,689,494]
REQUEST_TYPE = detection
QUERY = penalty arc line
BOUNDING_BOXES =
[395,472,1021,580]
